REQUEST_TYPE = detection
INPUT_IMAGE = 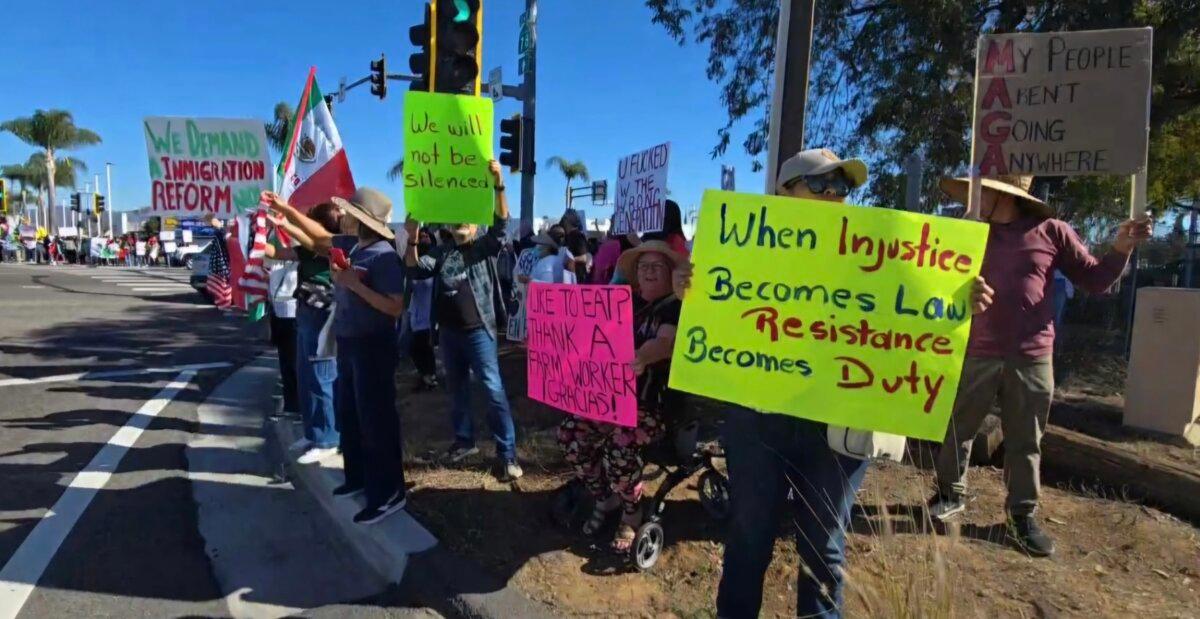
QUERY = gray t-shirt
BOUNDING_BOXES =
[332,235,405,338]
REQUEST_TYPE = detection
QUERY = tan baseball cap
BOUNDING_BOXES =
[776,148,868,193]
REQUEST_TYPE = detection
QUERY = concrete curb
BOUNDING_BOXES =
[268,416,557,619]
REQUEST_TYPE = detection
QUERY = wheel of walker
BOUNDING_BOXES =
[633,522,664,572]
[698,470,732,521]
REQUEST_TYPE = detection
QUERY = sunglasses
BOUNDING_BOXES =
[787,169,852,197]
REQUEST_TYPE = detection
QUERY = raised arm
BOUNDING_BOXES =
[261,191,334,255]
[1056,217,1150,294]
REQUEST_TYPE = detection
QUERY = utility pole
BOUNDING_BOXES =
[903,154,923,211]
[105,163,114,237]
[764,0,816,193]
[517,0,538,234]
[516,0,538,234]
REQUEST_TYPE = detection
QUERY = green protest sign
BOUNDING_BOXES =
[403,91,495,225]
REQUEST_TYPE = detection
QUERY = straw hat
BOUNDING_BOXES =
[532,231,559,249]
[939,175,1053,219]
[617,240,684,284]
[331,187,395,240]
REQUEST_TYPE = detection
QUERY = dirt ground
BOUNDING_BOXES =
[396,346,1200,618]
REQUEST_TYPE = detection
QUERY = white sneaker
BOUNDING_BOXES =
[289,438,313,452]
[296,447,337,465]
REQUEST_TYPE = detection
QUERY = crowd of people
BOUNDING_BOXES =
[243,147,1151,618]
[0,221,180,268]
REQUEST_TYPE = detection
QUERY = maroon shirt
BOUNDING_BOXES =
[969,217,1129,359]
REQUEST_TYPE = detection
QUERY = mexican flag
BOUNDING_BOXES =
[279,67,356,211]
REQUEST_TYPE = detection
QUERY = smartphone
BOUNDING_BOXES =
[329,247,351,270]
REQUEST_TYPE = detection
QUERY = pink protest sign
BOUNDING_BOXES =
[525,283,638,427]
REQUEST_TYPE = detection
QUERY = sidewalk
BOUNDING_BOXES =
[267,376,557,619]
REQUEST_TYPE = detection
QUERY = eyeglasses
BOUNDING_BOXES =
[637,262,670,273]
[788,170,852,197]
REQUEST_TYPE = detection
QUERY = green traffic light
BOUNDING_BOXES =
[452,0,470,22]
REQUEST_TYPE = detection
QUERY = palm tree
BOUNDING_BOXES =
[21,154,84,227]
[1,110,100,231]
[545,156,590,208]
[1,163,33,216]
[265,101,294,154]
[387,159,404,182]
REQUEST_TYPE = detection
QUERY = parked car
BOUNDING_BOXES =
[175,239,212,270]
[190,243,212,297]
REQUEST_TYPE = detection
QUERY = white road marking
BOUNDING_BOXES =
[0,372,195,619]
[0,362,231,388]
[130,287,193,292]
[0,341,170,357]
[19,286,44,289]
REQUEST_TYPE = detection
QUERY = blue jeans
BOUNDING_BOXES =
[336,335,406,507]
[439,325,517,461]
[296,304,338,448]
[717,407,870,619]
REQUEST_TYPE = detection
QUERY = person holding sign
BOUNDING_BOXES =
[930,175,1152,557]
[265,188,409,526]
[556,240,683,553]
[674,148,994,619]
[405,160,523,482]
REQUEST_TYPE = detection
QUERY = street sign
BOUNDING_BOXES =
[337,77,347,103]
[518,11,535,76]
[488,67,503,101]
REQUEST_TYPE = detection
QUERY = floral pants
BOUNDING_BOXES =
[557,410,666,515]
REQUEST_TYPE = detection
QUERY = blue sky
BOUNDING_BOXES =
[0,1,764,223]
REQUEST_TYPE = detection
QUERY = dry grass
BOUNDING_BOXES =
[393,346,1200,618]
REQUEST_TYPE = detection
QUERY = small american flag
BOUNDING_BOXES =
[206,229,233,308]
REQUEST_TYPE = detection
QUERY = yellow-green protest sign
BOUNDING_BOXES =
[670,190,990,440]
[403,91,494,225]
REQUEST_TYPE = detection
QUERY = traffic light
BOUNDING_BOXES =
[434,0,481,95]
[369,54,387,99]
[498,114,522,173]
[409,3,434,92]
[93,193,106,215]
[0,179,7,214]
[70,192,81,213]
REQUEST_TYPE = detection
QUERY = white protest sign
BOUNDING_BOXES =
[143,117,274,214]
[159,231,173,242]
[972,28,1152,177]
[182,229,193,243]
[613,142,670,234]
[58,226,78,237]
[164,241,178,253]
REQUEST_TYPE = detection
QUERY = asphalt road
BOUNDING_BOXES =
[0,263,433,618]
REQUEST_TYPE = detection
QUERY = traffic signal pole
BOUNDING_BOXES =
[519,0,537,235]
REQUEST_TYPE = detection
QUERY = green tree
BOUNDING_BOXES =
[387,159,405,182]
[1,110,100,231]
[647,0,1199,222]
[265,102,294,154]
[545,156,591,208]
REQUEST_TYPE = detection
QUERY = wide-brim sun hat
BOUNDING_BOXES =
[617,240,684,285]
[532,231,559,249]
[939,175,1053,219]
[776,148,869,193]
[331,187,395,240]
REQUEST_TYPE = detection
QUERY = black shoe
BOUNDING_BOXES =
[495,458,524,482]
[441,442,479,464]
[1007,515,1055,557]
[353,492,408,525]
[927,493,966,521]
[332,483,365,498]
